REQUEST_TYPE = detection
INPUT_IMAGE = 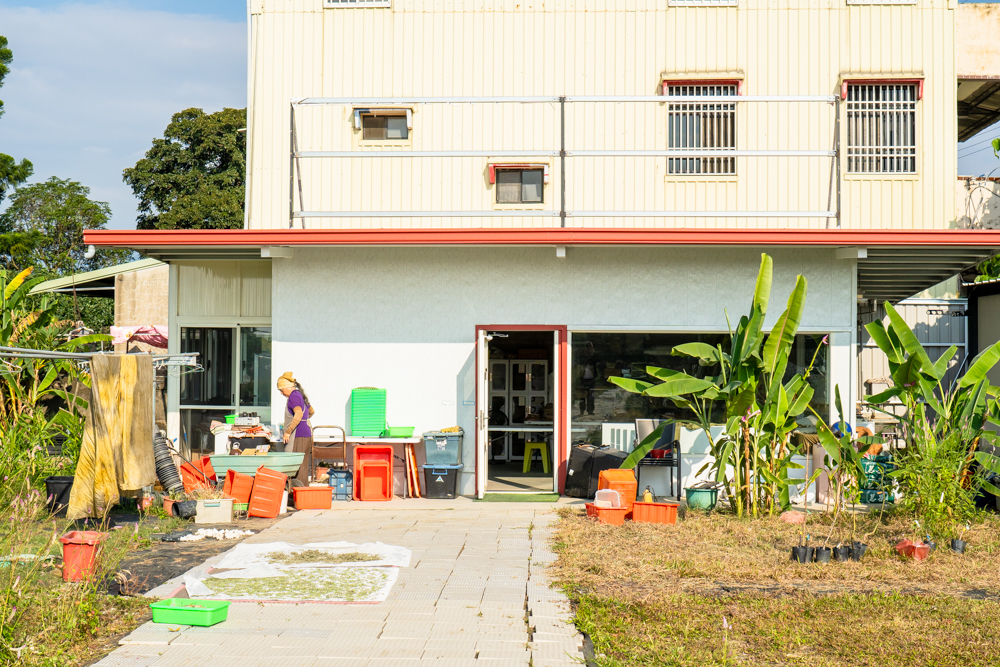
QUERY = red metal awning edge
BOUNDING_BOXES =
[84,227,1000,249]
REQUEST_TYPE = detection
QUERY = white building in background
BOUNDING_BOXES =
[89,0,1000,498]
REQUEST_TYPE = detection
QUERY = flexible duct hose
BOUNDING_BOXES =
[153,433,184,494]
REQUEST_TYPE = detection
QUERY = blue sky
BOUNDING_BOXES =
[0,1,246,229]
[1,1,999,229]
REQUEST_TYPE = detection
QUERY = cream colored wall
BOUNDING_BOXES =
[114,265,170,354]
[248,0,957,231]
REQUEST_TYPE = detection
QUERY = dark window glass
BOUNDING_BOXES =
[362,115,408,140]
[496,169,544,204]
[180,327,234,406]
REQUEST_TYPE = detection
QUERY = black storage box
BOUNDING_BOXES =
[589,447,629,498]
[565,444,599,498]
[422,464,462,499]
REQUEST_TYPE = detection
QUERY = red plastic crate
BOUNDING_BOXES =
[594,506,629,526]
[180,462,213,493]
[598,469,637,517]
[292,486,333,509]
[585,503,598,518]
[632,501,679,525]
[248,466,288,518]
[223,469,254,504]
[356,461,392,501]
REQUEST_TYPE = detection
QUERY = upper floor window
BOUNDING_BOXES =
[325,0,392,7]
[846,83,917,174]
[667,82,737,175]
[669,0,737,5]
[496,169,544,204]
[361,113,408,141]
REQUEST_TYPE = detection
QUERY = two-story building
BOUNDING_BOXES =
[89,0,1000,498]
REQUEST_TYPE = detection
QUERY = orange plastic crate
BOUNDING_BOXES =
[292,486,333,509]
[632,501,679,525]
[223,469,254,504]
[598,469,637,516]
[585,503,598,518]
[180,462,213,493]
[248,467,288,518]
[356,462,392,501]
[594,506,629,526]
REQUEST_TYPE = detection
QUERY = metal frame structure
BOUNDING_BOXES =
[288,94,841,228]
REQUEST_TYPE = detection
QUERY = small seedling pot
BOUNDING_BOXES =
[791,546,808,563]
[804,547,815,563]
[912,543,931,561]
[951,538,967,554]
[833,546,850,562]
[814,547,832,564]
[926,540,937,553]
[850,542,868,561]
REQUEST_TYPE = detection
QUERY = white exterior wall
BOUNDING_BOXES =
[271,246,854,494]
[248,0,957,231]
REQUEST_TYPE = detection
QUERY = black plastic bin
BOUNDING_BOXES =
[44,476,74,515]
[422,464,462,499]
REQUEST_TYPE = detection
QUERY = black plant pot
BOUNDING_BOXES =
[814,547,832,564]
[176,500,197,519]
[833,546,850,562]
[926,540,937,553]
[804,547,815,563]
[791,546,809,563]
[951,538,967,554]
[850,542,868,561]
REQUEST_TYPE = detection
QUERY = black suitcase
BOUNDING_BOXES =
[589,447,630,498]
[565,444,599,497]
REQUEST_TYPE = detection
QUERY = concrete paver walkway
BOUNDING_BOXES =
[100,502,584,667]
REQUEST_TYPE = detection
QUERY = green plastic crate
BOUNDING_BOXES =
[151,598,230,626]
[351,388,387,436]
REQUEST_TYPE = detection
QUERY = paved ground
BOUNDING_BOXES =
[99,500,586,667]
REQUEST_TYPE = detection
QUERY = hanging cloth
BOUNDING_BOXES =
[68,354,156,519]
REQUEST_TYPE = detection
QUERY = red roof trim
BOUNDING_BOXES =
[84,228,1000,249]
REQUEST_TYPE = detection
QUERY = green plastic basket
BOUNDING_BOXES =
[233,502,248,513]
[351,388,387,436]
[382,426,414,438]
[150,598,230,626]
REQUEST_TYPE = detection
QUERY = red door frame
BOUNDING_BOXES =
[475,324,569,494]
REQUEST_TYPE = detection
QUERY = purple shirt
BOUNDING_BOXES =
[286,390,312,437]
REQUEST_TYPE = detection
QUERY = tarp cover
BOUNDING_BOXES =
[68,354,155,519]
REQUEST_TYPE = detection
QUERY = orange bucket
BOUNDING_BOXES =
[59,531,107,581]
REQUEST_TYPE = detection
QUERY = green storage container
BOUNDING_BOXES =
[151,598,230,626]
[351,388,387,436]
[382,426,415,438]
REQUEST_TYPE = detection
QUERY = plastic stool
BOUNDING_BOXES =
[523,441,550,474]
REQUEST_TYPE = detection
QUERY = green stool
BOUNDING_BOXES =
[523,442,550,474]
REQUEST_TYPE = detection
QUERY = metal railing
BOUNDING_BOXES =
[288,94,841,228]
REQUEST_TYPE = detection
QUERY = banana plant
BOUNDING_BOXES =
[610,254,819,517]
[814,385,868,516]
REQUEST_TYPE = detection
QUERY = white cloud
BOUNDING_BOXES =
[0,3,246,229]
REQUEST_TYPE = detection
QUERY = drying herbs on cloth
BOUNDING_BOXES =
[184,541,410,602]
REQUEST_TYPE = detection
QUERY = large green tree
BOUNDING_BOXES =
[123,107,246,230]
[0,177,131,275]
[0,35,33,206]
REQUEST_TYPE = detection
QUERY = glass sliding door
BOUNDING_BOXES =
[239,327,272,423]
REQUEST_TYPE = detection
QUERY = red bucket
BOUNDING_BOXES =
[59,531,108,582]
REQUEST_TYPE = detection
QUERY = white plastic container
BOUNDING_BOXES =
[195,498,233,524]
[594,489,621,508]
[279,490,289,514]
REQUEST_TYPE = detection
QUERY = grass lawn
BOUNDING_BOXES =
[552,507,1000,667]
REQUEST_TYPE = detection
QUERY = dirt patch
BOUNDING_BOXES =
[117,516,284,594]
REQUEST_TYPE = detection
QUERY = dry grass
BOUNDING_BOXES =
[552,507,1000,602]
[552,508,1000,666]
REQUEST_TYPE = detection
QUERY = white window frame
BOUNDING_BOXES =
[666,81,738,176]
[845,82,918,175]
[325,0,391,8]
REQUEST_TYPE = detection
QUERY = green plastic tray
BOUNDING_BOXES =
[209,453,305,477]
[383,426,414,438]
[151,598,230,626]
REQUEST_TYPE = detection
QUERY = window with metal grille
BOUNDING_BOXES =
[361,114,408,141]
[667,83,737,175]
[325,0,391,7]
[846,84,917,174]
[669,0,737,5]
[496,169,544,204]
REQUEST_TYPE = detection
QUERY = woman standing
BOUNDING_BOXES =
[277,372,314,484]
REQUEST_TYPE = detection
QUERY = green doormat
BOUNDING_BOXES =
[474,493,560,502]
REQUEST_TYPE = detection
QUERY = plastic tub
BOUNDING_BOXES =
[151,599,230,627]
[598,469,637,516]
[594,506,629,526]
[195,498,233,524]
[292,486,333,509]
[248,467,288,518]
[685,487,718,510]
[422,464,462,499]
[223,469,254,504]
[357,462,392,501]
[210,453,305,477]
[585,503,598,518]
[632,501,679,525]
[44,476,74,515]
[593,489,621,508]
[383,426,415,438]
[59,531,107,581]
[422,430,464,466]
[225,415,236,425]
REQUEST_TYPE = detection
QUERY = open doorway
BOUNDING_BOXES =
[476,328,563,495]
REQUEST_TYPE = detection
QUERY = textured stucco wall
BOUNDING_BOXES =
[270,246,853,495]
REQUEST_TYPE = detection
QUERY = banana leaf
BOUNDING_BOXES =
[884,302,935,375]
[671,342,723,366]
[762,275,807,379]
[929,345,958,382]
[643,374,716,398]
[866,386,902,404]
[608,377,653,395]
[960,339,1000,388]
[864,320,901,365]
[618,421,669,469]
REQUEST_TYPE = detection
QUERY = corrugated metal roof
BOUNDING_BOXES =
[30,258,165,297]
